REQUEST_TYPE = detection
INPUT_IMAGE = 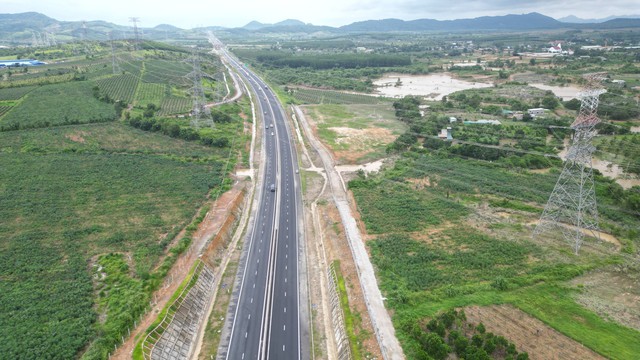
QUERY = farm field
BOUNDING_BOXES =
[0,150,224,359]
[291,87,388,105]
[350,153,640,359]
[0,41,247,360]
[0,81,116,130]
[302,103,405,164]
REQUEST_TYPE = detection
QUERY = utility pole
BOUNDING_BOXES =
[534,73,607,254]
[186,48,213,129]
[109,32,121,75]
[129,17,140,51]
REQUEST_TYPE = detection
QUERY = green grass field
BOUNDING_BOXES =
[352,153,640,359]
[303,103,406,163]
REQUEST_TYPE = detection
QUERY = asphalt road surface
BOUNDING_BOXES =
[221,51,304,360]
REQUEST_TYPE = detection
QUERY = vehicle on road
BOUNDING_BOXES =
[271,132,274,136]
[269,184,276,192]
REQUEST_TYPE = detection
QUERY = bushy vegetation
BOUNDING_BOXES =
[350,178,467,233]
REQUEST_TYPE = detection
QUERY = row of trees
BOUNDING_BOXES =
[254,51,411,69]
[128,115,230,148]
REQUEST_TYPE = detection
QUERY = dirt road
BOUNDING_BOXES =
[294,106,405,360]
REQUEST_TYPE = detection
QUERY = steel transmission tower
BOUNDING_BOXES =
[534,73,607,254]
[129,17,141,50]
[186,50,213,129]
[109,32,121,75]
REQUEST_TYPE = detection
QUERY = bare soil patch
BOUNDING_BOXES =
[65,132,87,143]
[330,126,396,164]
[465,304,607,360]
[569,270,640,331]
[373,73,493,100]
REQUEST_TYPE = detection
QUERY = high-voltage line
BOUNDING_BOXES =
[533,73,607,254]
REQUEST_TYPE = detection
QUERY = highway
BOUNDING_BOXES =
[220,49,305,360]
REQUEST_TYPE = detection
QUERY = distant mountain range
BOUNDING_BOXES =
[1,11,639,43]
[558,14,640,23]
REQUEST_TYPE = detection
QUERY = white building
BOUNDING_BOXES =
[528,108,546,117]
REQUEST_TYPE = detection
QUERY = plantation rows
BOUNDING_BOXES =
[97,73,139,104]
[120,60,144,77]
[0,81,116,131]
[0,86,36,100]
[292,87,387,105]
[143,59,192,85]
[158,96,192,116]
[136,82,166,107]
[0,105,13,118]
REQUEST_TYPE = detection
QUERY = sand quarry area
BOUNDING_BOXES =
[373,73,493,100]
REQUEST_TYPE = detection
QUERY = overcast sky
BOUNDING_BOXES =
[3,0,639,28]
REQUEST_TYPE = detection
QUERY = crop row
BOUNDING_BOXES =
[0,86,37,100]
[97,73,140,104]
[136,82,166,107]
[0,81,116,131]
[143,59,192,85]
[158,97,192,116]
[0,105,13,118]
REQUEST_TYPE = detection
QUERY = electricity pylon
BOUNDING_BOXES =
[129,17,140,51]
[533,73,607,254]
[109,32,121,75]
[186,49,213,129]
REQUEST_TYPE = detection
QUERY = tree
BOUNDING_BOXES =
[421,333,450,360]
[529,58,536,66]
[563,98,581,110]
[542,96,559,110]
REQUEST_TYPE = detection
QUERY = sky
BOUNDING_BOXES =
[3,0,639,29]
